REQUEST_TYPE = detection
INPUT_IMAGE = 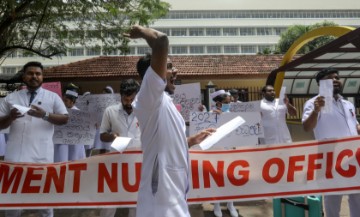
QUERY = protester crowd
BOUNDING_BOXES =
[0,26,358,217]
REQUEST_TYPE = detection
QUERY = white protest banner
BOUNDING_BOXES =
[2,136,360,209]
[174,83,202,122]
[229,101,261,113]
[190,112,263,148]
[53,109,96,146]
[75,93,120,124]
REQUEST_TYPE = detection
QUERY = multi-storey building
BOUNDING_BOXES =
[1,0,359,75]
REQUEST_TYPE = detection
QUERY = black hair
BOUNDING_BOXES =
[261,85,273,93]
[315,68,339,83]
[213,93,230,103]
[136,53,151,79]
[229,89,239,96]
[120,79,140,96]
[22,61,43,73]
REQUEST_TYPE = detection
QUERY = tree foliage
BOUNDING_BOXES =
[276,21,338,54]
[0,0,170,63]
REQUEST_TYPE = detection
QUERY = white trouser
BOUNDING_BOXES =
[54,144,86,162]
[5,209,53,217]
[324,193,360,217]
[100,208,136,217]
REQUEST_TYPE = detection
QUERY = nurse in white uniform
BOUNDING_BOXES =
[54,88,86,162]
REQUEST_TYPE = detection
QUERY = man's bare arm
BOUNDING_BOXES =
[124,25,169,79]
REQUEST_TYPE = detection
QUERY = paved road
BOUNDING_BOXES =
[0,200,273,217]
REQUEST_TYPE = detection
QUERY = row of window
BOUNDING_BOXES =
[2,45,275,71]
[165,10,360,19]
[18,27,286,42]
[156,27,286,37]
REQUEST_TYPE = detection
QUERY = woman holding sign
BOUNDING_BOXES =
[54,84,86,162]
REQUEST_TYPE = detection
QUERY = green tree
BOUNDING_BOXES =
[0,0,170,63]
[276,21,338,54]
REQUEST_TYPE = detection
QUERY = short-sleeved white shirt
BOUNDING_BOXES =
[260,98,292,144]
[302,95,358,140]
[100,104,140,148]
[0,88,68,163]
[133,67,189,217]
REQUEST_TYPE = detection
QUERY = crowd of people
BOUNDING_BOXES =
[0,25,358,217]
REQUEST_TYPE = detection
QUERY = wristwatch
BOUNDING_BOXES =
[42,112,50,121]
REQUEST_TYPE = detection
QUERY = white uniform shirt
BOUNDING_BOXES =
[260,98,292,144]
[302,95,358,140]
[100,104,140,148]
[0,88,68,163]
[133,67,189,217]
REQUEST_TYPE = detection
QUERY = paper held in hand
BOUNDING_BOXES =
[12,104,31,115]
[110,137,132,153]
[198,116,246,150]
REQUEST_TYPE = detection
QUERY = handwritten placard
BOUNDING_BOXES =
[42,82,62,98]
[229,101,261,112]
[174,83,202,121]
[53,109,96,146]
[75,94,120,124]
[189,112,263,149]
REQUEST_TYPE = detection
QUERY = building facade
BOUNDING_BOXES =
[1,0,360,75]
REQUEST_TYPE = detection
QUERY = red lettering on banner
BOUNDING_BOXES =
[356,148,360,169]
[263,158,285,183]
[21,167,43,193]
[307,153,323,180]
[203,160,225,188]
[98,163,118,193]
[287,155,305,182]
[335,149,356,178]
[191,160,200,189]
[122,163,141,192]
[326,152,334,179]
[69,163,87,193]
[227,160,249,186]
[43,166,66,193]
[0,164,23,193]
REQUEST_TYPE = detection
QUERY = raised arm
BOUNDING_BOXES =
[124,25,169,79]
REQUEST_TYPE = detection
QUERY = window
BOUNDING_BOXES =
[86,47,101,56]
[69,48,84,56]
[207,46,221,54]
[189,28,204,36]
[172,28,187,36]
[189,46,204,54]
[6,51,17,58]
[274,28,286,35]
[257,28,272,35]
[137,46,152,55]
[172,46,187,54]
[223,28,238,36]
[206,28,221,36]
[241,45,256,54]
[103,49,118,56]
[224,45,239,54]
[2,67,17,75]
[240,28,255,36]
